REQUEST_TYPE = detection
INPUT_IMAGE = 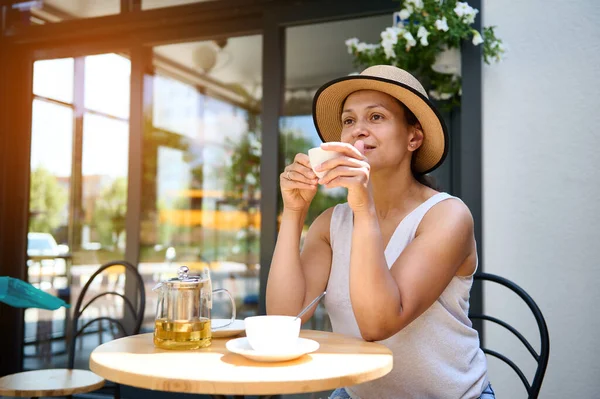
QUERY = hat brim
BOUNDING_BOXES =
[312,75,448,175]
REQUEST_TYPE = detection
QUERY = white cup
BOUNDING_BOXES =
[308,146,341,178]
[244,315,301,353]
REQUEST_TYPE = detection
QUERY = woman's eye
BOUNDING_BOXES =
[371,114,383,121]
[342,118,354,125]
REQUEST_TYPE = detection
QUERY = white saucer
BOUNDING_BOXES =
[226,337,319,362]
[211,319,245,338]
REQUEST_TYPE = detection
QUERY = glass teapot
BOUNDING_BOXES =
[153,265,236,350]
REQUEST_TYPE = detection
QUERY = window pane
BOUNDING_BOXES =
[34,0,120,19]
[33,58,74,103]
[80,113,129,257]
[25,99,73,368]
[142,0,218,10]
[141,35,262,331]
[153,74,201,138]
[85,54,131,119]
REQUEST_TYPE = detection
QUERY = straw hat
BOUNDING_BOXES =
[312,65,448,174]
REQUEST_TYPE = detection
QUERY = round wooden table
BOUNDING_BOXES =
[89,330,393,397]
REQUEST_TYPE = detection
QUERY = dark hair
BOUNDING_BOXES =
[396,100,438,190]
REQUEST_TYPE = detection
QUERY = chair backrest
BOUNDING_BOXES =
[470,272,550,399]
[68,260,145,368]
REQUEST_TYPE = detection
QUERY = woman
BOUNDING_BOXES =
[266,65,494,399]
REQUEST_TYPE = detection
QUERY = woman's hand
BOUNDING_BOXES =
[315,140,373,213]
[280,153,319,212]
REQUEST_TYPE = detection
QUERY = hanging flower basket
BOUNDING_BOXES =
[345,0,506,108]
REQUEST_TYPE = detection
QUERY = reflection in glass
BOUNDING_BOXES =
[142,0,218,10]
[141,35,262,331]
[33,58,74,103]
[34,0,120,19]
[81,113,129,256]
[25,55,131,370]
[26,97,74,368]
[85,54,131,119]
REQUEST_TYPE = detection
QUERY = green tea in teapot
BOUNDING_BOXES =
[154,317,211,350]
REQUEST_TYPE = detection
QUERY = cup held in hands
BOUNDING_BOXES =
[308,146,341,179]
[244,315,301,353]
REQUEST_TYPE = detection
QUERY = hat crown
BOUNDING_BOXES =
[360,65,428,99]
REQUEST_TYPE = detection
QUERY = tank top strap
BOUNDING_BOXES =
[330,203,352,249]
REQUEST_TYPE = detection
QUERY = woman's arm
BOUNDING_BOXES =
[349,199,476,341]
[266,207,333,324]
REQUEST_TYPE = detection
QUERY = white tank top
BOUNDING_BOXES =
[324,193,489,399]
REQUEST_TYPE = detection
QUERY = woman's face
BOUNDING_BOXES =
[340,90,422,171]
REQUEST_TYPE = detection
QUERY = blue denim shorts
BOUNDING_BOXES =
[479,382,495,398]
[329,383,495,398]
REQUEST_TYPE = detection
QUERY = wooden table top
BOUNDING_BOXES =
[0,369,105,397]
[89,330,393,396]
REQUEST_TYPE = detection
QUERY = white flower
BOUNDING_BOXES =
[429,90,453,100]
[464,8,479,24]
[366,43,380,52]
[491,41,507,62]
[381,26,402,45]
[471,30,483,45]
[384,45,397,59]
[453,2,470,17]
[356,42,368,52]
[355,42,379,54]
[454,2,479,24]
[406,0,424,10]
[403,31,417,50]
[345,37,359,54]
[435,17,449,32]
[399,8,412,20]
[417,26,430,46]
[380,27,402,59]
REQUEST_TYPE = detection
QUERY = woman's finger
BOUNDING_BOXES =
[314,156,368,175]
[290,155,318,180]
[283,168,318,185]
[293,153,314,169]
[320,142,365,160]
[318,166,368,185]
[281,176,318,190]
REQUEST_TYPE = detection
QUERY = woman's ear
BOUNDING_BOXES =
[408,123,424,152]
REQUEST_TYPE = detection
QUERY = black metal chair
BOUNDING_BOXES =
[470,272,550,399]
[69,260,146,398]
[0,260,145,399]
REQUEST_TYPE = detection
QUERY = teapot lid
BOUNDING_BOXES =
[164,266,207,287]
[153,265,210,292]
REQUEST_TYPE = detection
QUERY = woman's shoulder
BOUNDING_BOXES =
[417,193,474,235]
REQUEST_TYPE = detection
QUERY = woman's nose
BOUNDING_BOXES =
[351,121,370,139]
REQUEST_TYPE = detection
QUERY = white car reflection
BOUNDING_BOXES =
[27,233,69,288]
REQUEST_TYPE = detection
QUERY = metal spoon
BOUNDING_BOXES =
[295,291,326,321]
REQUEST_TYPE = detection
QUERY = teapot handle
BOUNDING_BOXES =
[211,288,237,329]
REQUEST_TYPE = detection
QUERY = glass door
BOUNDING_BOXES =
[139,34,263,331]
[25,53,131,369]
